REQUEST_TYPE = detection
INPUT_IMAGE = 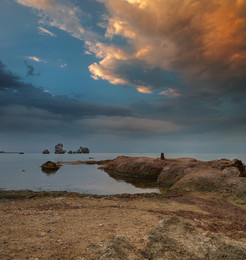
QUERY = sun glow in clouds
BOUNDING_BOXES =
[137,86,153,94]
[159,88,180,97]
[85,0,246,95]
[26,56,46,63]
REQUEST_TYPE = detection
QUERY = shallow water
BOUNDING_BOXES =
[0,152,245,195]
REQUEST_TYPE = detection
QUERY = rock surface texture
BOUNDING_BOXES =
[97,215,246,260]
[145,215,246,260]
[101,156,246,202]
[41,161,60,174]
[97,236,139,260]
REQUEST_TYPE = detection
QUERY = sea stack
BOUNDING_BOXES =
[55,143,66,154]
[76,146,90,154]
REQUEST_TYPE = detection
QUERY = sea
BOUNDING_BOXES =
[0,153,246,195]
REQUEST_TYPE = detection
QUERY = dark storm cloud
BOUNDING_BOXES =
[132,92,246,138]
[0,61,21,90]
[0,61,183,138]
[0,60,133,134]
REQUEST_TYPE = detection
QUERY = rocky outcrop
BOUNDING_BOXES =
[42,149,50,154]
[101,156,165,179]
[55,143,66,154]
[97,236,139,260]
[145,215,246,260]
[97,215,246,260]
[99,156,246,201]
[41,161,60,174]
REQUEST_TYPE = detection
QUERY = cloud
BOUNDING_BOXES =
[0,60,135,135]
[86,40,181,92]
[16,0,84,40]
[80,116,182,134]
[38,26,56,37]
[26,56,46,63]
[137,86,152,94]
[60,63,67,68]
[87,0,246,99]
[159,88,180,97]
[24,61,40,76]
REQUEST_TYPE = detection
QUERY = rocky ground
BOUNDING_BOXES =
[1,190,246,259]
[2,156,246,259]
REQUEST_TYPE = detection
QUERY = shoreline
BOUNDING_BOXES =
[1,155,246,259]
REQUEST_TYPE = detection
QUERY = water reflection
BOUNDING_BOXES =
[41,168,59,175]
[103,169,158,189]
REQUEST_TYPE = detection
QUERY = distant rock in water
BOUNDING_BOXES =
[76,146,90,154]
[41,161,60,174]
[42,149,50,154]
[55,143,66,154]
[54,144,89,154]
[82,147,90,154]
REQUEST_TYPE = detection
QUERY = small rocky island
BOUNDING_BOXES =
[42,143,90,154]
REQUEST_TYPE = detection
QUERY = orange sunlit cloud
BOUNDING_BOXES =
[88,0,246,93]
[137,86,153,94]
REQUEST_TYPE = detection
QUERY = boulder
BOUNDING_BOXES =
[41,161,60,174]
[208,159,246,177]
[145,215,246,260]
[97,236,139,260]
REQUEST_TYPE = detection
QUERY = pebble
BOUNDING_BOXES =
[40,232,45,237]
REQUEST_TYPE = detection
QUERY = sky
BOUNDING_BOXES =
[0,0,246,153]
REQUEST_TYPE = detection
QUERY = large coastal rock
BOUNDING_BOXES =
[100,156,246,201]
[145,215,246,260]
[42,149,50,154]
[102,156,165,179]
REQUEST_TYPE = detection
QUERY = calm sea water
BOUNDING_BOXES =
[0,153,246,195]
